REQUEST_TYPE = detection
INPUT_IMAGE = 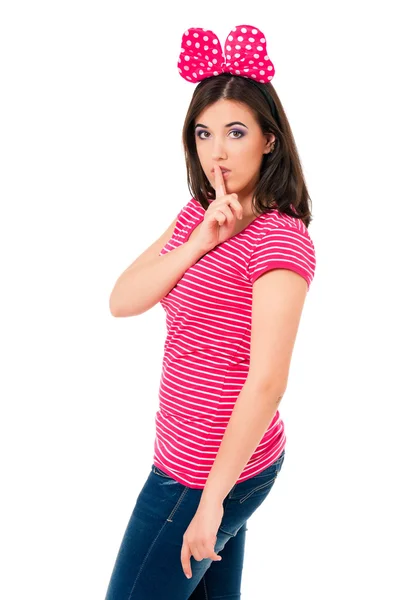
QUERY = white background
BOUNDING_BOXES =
[1,1,397,598]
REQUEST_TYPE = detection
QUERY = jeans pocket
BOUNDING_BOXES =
[219,464,280,537]
[238,476,277,503]
[229,450,285,504]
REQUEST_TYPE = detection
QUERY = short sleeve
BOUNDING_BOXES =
[248,221,316,289]
[159,198,203,256]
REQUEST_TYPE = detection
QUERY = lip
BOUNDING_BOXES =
[211,167,231,174]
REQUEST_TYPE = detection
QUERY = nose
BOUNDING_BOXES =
[211,139,227,162]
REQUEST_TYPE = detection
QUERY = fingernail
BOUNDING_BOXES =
[185,573,192,579]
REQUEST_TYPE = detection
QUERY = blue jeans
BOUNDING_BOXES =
[104,449,285,599]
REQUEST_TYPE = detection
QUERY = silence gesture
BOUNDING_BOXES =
[191,163,243,253]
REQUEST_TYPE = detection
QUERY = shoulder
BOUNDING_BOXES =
[263,208,312,236]
[257,209,315,254]
[248,209,317,290]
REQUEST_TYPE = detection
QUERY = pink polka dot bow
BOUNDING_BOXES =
[177,24,275,85]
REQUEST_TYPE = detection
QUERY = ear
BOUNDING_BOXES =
[263,133,276,153]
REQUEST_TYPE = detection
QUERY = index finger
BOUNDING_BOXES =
[213,163,227,199]
[181,543,192,579]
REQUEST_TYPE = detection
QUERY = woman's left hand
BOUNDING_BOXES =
[180,499,224,579]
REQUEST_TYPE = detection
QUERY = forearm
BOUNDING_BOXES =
[109,240,205,317]
[201,378,285,505]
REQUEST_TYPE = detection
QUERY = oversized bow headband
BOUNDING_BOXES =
[177,24,278,120]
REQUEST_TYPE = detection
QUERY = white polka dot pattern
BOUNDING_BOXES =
[177,24,275,84]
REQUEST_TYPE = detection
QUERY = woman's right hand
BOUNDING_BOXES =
[191,163,244,253]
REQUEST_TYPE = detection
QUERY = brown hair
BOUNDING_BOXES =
[181,74,313,228]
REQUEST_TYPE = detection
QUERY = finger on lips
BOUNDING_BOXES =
[214,163,227,198]
[213,164,242,220]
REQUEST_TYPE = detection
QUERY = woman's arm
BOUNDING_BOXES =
[200,268,308,504]
[109,238,205,317]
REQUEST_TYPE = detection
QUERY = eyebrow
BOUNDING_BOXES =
[194,121,248,130]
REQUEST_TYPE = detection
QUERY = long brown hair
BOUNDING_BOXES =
[181,74,313,228]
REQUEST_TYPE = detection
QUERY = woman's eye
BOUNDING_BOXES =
[196,130,244,140]
[230,130,244,139]
[196,130,210,139]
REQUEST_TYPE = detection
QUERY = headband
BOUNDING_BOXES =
[177,24,278,121]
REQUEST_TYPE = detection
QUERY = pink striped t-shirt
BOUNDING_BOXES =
[153,197,316,489]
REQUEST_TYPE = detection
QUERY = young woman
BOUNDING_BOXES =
[105,24,316,600]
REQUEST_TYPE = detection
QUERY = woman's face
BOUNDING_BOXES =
[194,99,275,198]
